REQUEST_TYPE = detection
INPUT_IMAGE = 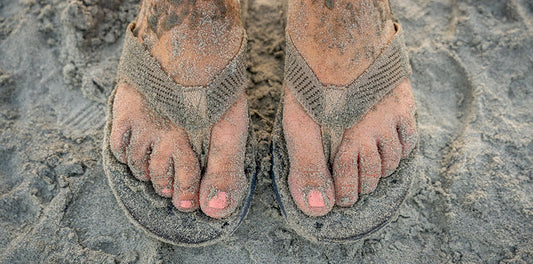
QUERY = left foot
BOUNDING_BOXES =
[284,0,418,216]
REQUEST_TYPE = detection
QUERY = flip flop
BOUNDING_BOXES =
[271,22,418,243]
[102,22,257,247]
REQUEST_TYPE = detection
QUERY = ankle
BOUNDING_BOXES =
[137,0,242,30]
[287,0,396,85]
[135,0,242,43]
[133,0,244,86]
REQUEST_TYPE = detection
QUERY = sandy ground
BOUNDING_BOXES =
[0,0,532,263]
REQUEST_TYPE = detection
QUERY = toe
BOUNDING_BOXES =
[283,86,335,216]
[358,141,382,195]
[199,94,248,219]
[172,162,201,211]
[171,137,201,212]
[110,118,131,164]
[126,128,153,182]
[149,137,175,198]
[110,83,139,163]
[332,138,359,207]
[378,132,402,177]
[397,116,418,158]
[149,127,198,203]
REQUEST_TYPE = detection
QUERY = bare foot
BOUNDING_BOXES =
[284,0,418,216]
[110,0,248,219]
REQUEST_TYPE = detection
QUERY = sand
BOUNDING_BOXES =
[0,0,532,263]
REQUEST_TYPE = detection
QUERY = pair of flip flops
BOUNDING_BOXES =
[102,21,417,246]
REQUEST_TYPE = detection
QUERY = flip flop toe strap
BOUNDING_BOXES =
[285,23,412,162]
[116,23,248,167]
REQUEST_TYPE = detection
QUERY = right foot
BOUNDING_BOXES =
[110,0,249,219]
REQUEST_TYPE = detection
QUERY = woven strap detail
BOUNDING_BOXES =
[285,23,412,161]
[285,23,411,129]
[117,23,248,131]
[116,22,248,167]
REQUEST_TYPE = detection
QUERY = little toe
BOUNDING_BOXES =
[358,141,382,195]
[110,83,147,164]
[332,140,360,207]
[397,116,418,158]
[378,133,402,177]
[110,118,131,164]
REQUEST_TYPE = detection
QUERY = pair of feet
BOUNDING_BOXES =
[110,0,417,219]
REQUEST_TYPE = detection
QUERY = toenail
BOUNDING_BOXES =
[208,192,228,209]
[339,197,352,205]
[361,182,374,194]
[307,189,325,208]
[161,187,172,196]
[179,200,193,209]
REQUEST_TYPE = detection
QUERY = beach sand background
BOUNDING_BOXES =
[0,0,531,263]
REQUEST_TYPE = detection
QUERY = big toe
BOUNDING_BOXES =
[199,94,249,219]
[283,86,335,216]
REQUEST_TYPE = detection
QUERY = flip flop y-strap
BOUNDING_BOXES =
[117,23,248,166]
[284,23,411,162]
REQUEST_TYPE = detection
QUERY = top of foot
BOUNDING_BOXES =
[283,0,418,216]
[109,0,250,219]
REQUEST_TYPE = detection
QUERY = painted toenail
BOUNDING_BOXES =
[179,200,193,209]
[308,189,325,208]
[208,192,228,209]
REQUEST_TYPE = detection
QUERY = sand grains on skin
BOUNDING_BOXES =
[109,0,250,218]
[283,0,418,216]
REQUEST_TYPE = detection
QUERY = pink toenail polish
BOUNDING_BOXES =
[308,189,325,208]
[208,192,228,209]
[180,200,193,209]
